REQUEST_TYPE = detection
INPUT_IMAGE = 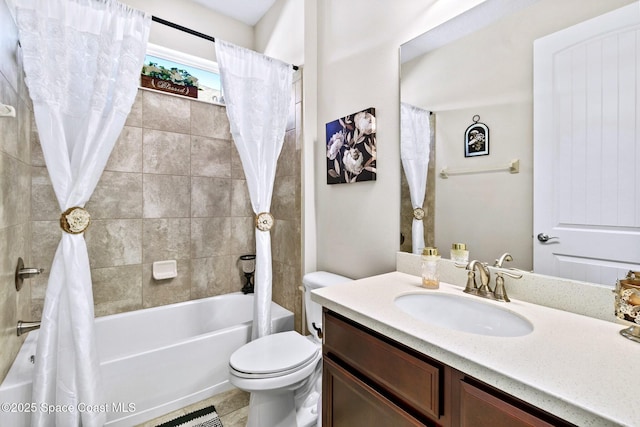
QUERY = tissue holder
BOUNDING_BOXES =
[153,260,177,280]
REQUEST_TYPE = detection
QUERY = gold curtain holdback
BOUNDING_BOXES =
[255,212,274,231]
[413,207,425,220]
[60,207,91,234]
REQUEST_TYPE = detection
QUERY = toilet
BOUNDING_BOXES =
[229,271,351,427]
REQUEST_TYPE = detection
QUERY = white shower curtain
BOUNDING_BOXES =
[400,103,432,254]
[215,40,292,339]
[16,1,150,425]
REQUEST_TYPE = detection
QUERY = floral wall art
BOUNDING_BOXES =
[325,107,377,184]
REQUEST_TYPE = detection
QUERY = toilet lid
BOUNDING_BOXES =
[229,331,319,376]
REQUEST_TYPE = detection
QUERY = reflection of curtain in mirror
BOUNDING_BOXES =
[401,103,432,254]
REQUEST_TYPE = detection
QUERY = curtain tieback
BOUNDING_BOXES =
[60,207,91,234]
[255,212,274,231]
[413,207,425,220]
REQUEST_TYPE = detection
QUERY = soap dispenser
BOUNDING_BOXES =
[450,243,469,263]
[421,247,441,289]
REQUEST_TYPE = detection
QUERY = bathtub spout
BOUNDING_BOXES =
[17,320,41,336]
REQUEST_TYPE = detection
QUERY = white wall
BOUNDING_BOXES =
[302,0,319,274]
[314,0,486,278]
[255,0,304,66]
[122,0,254,62]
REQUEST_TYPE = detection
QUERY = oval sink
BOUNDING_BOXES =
[394,293,533,337]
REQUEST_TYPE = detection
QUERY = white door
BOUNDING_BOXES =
[533,3,640,286]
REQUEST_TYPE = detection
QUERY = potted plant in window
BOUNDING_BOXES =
[140,62,199,98]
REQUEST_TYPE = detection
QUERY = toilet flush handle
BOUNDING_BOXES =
[312,322,323,339]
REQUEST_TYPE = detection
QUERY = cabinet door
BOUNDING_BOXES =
[323,310,442,420]
[323,358,433,427]
[459,381,562,427]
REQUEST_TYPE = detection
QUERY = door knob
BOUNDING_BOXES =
[537,233,558,242]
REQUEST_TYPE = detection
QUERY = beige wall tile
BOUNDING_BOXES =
[230,216,255,256]
[16,99,31,164]
[231,179,252,216]
[143,129,190,175]
[271,219,300,264]
[85,219,142,268]
[191,256,232,298]
[87,172,143,219]
[143,174,190,218]
[92,265,143,317]
[31,166,58,221]
[191,101,231,139]
[30,122,44,167]
[272,175,296,221]
[273,261,302,331]
[191,176,231,217]
[0,223,30,380]
[191,135,231,178]
[32,169,142,222]
[0,152,30,229]
[125,90,143,128]
[142,90,190,133]
[106,126,143,173]
[30,221,60,287]
[230,146,246,180]
[191,217,231,258]
[142,218,191,263]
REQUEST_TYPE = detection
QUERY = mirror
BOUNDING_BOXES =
[399,0,636,276]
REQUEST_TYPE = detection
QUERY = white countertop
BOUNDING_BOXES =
[311,271,639,427]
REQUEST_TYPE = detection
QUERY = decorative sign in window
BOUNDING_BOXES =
[140,43,224,104]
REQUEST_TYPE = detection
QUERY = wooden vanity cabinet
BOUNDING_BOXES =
[322,309,575,427]
[323,310,449,426]
[451,373,575,427]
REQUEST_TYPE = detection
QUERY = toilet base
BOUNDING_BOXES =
[247,390,297,427]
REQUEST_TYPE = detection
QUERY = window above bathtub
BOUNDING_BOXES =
[141,43,224,105]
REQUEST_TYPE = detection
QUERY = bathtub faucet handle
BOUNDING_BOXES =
[15,257,44,291]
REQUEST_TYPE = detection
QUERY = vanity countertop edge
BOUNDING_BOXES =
[311,271,638,427]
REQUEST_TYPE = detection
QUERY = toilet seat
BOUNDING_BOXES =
[229,331,320,379]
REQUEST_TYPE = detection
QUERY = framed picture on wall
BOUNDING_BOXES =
[325,107,377,184]
[464,115,489,157]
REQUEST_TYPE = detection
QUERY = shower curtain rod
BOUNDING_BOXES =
[151,16,299,70]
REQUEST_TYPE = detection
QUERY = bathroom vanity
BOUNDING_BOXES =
[312,270,640,427]
[322,309,572,427]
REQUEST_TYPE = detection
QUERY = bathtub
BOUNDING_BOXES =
[0,292,294,427]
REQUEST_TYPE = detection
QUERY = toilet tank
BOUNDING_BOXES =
[303,271,351,342]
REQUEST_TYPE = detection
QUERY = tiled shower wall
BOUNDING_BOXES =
[0,0,32,382]
[30,74,303,328]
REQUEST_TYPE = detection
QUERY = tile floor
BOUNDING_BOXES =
[136,388,250,427]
